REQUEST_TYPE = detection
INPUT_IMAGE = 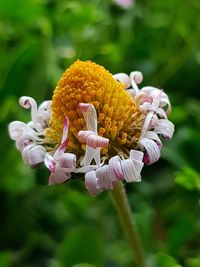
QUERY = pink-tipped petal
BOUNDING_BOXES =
[44,153,56,172]
[79,103,90,112]
[139,138,161,164]
[79,103,97,132]
[59,153,76,168]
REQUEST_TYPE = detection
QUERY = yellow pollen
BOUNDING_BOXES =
[46,60,144,158]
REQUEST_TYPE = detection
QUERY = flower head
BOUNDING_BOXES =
[9,60,174,195]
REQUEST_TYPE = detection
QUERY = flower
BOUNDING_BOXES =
[8,60,174,195]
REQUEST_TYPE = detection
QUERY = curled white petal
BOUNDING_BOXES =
[78,130,109,149]
[16,133,33,151]
[85,171,102,196]
[59,153,76,168]
[130,71,143,94]
[22,144,46,166]
[19,96,42,132]
[96,165,113,190]
[48,165,71,185]
[139,137,161,164]
[154,119,175,139]
[113,73,131,89]
[53,117,69,161]
[109,155,124,181]
[8,121,28,141]
[79,103,97,132]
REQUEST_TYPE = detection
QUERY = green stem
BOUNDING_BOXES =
[110,181,146,267]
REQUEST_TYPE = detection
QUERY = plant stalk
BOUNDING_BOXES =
[110,181,146,267]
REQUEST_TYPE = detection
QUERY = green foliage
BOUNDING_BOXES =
[1,0,200,266]
[175,166,200,190]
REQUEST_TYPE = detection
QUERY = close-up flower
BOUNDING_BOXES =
[8,60,174,195]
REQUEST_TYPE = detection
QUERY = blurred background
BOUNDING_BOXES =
[1,0,200,266]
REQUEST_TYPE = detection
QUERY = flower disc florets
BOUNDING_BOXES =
[9,60,174,195]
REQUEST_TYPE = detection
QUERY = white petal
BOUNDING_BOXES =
[49,165,71,185]
[113,73,131,89]
[154,119,175,139]
[130,71,143,93]
[96,165,113,190]
[79,103,97,133]
[22,144,46,166]
[59,153,76,168]
[8,121,28,140]
[78,130,109,149]
[108,155,124,181]
[53,117,69,161]
[121,159,141,182]
[44,153,56,172]
[85,171,101,196]
[80,145,100,166]
[16,133,33,151]
[139,137,161,164]
[19,96,43,132]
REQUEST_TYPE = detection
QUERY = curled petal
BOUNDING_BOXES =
[37,100,52,129]
[79,103,90,112]
[113,73,131,89]
[49,165,71,185]
[53,117,69,161]
[109,155,124,181]
[121,159,141,182]
[19,96,42,132]
[8,121,28,140]
[22,144,46,167]
[130,71,143,94]
[44,153,56,172]
[78,130,109,149]
[96,165,113,190]
[154,119,175,139]
[121,150,144,182]
[16,133,33,151]
[59,153,76,168]
[79,103,97,132]
[139,137,161,164]
[85,171,102,196]
[38,100,52,116]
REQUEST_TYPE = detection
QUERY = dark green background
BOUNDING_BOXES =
[0,0,200,266]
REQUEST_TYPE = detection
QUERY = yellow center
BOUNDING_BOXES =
[46,60,144,158]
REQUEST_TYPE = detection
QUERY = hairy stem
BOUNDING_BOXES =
[110,181,145,267]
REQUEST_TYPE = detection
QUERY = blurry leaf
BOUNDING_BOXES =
[58,226,104,267]
[168,213,196,255]
[175,166,200,191]
[155,252,182,267]
[186,256,200,267]
[0,252,12,267]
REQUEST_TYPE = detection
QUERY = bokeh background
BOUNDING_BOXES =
[1,0,200,266]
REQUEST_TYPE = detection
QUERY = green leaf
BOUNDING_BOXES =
[58,226,104,267]
[175,166,200,190]
[155,252,182,267]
